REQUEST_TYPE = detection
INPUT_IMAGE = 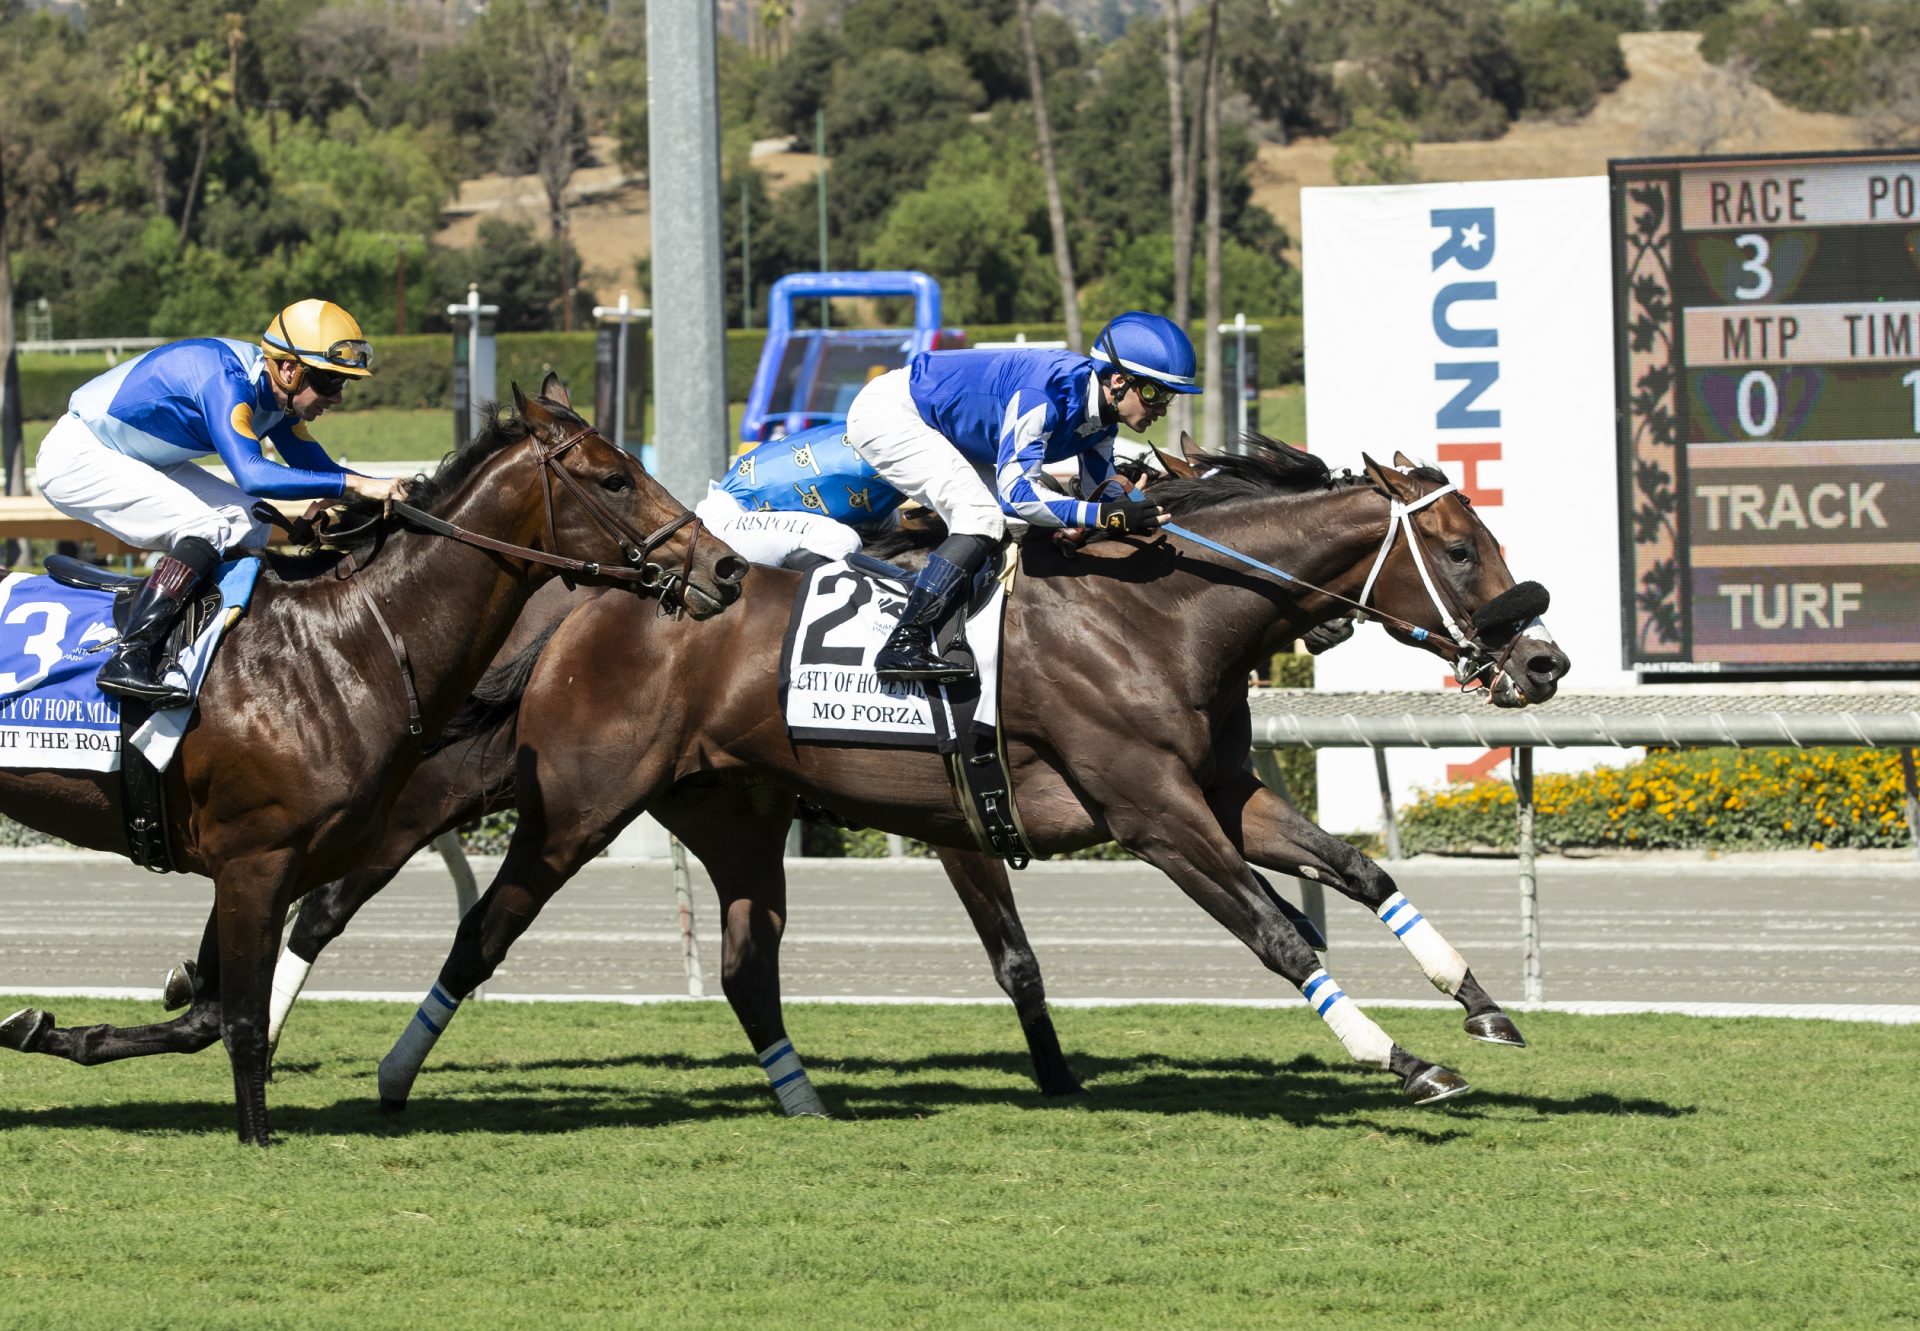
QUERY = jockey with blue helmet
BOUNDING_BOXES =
[694,422,908,571]
[36,299,407,708]
[845,310,1201,683]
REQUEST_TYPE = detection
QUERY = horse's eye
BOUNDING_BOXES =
[600,472,634,493]
[1447,543,1473,564]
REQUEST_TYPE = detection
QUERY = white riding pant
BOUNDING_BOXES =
[845,368,1006,540]
[693,485,861,569]
[36,413,271,553]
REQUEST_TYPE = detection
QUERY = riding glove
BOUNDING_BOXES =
[1094,501,1163,534]
[1303,614,1357,654]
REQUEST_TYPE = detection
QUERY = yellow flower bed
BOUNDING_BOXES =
[1398,747,1915,853]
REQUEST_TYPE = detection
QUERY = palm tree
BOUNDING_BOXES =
[1018,0,1079,349]
[175,41,235,254]
[116,41,179,222]
[1198,0,1226,453]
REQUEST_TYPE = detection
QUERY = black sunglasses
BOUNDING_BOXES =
[305,367,351,395]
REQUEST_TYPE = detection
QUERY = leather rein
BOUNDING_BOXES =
[392,421,704,605]
[294,419,704,740]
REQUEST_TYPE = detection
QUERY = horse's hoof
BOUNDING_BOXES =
[1403,1063,1472,1107]
[0,1007,53,1053]
[379,1098,408,1115]
[161,959,197,1010]
[1464,1011,1526,1047]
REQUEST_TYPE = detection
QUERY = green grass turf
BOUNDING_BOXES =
[0,999,1911,1329]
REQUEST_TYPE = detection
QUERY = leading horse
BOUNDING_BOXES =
[350,441,1568,1112]
[0,378,745,1143]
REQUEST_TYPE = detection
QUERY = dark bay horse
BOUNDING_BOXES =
[345,442,1567,1113]
[0,378,745,1143]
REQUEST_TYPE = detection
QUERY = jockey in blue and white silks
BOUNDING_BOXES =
[846,310,1202,683]
[692,422,909,571]
[36,299,405,708]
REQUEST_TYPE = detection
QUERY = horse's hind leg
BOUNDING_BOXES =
[655,783,828,1117]
[1087,761,1469,1106]
[1209,768,1523,1047]
[0,1003,223,1064]
[933,846,1082,1096]
[5,909,225,1063]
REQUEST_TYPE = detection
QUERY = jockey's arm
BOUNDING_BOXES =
[992,390,1098,530]
[212,405,350,500]
[265,420,405,503]
[1077,439,1127,503]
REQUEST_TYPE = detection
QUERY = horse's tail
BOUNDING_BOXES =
[426,622,562,755]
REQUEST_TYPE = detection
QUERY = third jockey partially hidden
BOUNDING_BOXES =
[36,299,406,708]
[846,310,1200,683]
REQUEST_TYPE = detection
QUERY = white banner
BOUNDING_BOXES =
[1301,176,1634,833]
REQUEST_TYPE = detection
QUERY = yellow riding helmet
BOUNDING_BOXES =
[261,299,376,378]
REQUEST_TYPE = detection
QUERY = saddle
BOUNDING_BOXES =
[44,555,232,877]
[841,548,1030,869]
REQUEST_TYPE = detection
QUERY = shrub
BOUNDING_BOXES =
[1399,747,1916,853]
[1508,8,1630,120]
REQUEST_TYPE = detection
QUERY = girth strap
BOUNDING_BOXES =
[336,553,424,738]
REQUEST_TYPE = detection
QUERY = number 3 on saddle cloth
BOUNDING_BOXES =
[0,557,262,870]
[777,554,1032,868]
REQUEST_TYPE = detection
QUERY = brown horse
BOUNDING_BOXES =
[0,378,745,1143]
[342,441,1568,1113]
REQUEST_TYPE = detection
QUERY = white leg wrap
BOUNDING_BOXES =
[378,984,461,1103]
[1377,892,1469,996]
[1300,969,1394,1069]
[757,1038,829,1117]
[266,950,313,1051]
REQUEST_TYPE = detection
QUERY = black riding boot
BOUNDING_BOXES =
[874,534,994,683]
[96,537,220,709]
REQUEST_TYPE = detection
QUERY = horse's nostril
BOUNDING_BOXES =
[716,556,749,586]
[1527,653,1562,679]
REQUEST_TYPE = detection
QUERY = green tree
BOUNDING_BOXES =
[1507,6,1630,119]
[1331,107,1420,185]
[861,136,1056,324]
[175,41,236,253]
[116,41,181,220]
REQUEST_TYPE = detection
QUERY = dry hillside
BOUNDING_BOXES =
[437,33,1868,302]
[1251,32,1864,256]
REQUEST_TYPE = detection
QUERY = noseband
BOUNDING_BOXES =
[1350,481,1544,699]
[390,421,705,612]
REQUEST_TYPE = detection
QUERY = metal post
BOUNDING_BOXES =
[815,106,829,330]
[1515,746,1542,1002]
[1215,313,1262,452]
[741,178,753,329]
[1902,748,1920,862]
[668,835,706,997]
[432,830,482,1000]
[1373,747,1402,861]
[646,1,729,504]
[886,833,907,859]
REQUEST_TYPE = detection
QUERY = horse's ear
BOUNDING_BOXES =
[1149,445,1198,480]
[1361,451,1411,500]
[540,371,571,410]
[1179,430,1201,462]
[1392,449,1418,470]
[511,382,530,416]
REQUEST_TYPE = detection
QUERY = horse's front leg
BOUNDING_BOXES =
[932,846,1081,1096]
[1088,760,1470,1106]
[1209,767,1524,1047]
[211,855,298,1145]
[653,783,831,1117]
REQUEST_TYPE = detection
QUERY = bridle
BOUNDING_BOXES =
[388,421,705,613]
[1349,479,1548,699]
[1138,473,1546,702]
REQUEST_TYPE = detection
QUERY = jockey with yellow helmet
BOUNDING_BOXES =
[36,299,408,707]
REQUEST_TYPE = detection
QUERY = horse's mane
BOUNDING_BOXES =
[1149,434,1336,516]
[262,404,546,582]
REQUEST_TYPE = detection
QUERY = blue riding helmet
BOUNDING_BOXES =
[1089,311,1202,394]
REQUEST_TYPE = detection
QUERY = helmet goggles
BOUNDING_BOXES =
[1099,328,1176,407]
[267,309,375,373]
